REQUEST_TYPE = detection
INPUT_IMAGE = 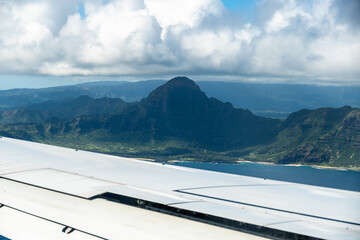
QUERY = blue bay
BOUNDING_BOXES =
[168,162,360,192]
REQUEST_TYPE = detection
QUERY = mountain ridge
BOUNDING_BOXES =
[0,77,359,168]
[0,95,127,124]
[1,78,358,119]
[34,77,280,149]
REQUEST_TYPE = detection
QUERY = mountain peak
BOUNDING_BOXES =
[155,76,201,93]
[165,76,198,88]
[144,77,204,107]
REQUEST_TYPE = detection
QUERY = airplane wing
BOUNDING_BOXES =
[0,136,359,239]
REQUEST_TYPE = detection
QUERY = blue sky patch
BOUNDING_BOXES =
[222,0,257,10]
[77,2,86,19]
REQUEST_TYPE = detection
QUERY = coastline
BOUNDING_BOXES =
[165,159,360,172]
[237,160,360,172]
[132,157,360,172]
[165,160,360,192]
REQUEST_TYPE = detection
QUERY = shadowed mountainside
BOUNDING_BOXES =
[0,77,359,168]
[0,95,127,124]
[23,77,281,149]
[1,79,359,119]
[252,106,360,168]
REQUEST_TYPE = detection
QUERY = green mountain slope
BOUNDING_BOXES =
[250,107,360,168]
[0,95,127,124]
[1,79,359,119]
[0,80,164,109]
[0,77,359,168]
[18,77,280,149]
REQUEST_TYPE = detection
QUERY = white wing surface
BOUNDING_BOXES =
[0,137,359,239]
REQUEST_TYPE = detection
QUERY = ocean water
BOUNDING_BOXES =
[168,162,360,192]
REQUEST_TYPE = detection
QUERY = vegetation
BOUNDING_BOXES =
[0,77,359,169]
[1,79,359,119]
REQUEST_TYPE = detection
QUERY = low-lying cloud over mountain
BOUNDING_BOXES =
[0,0,359,84]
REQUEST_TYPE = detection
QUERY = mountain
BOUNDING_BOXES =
[0,109,49,125]
[33,77,281,149]
[23,95,127,119]
[251,106,360,167]
[0,95,127,124]
[1,79,359,119]
[197,82,360,118]
[0,77,359,168]
[0,80,164,109]
[139,77,281,148]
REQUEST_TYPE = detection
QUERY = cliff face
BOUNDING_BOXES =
[37,77,280,149]
[270,107,360,166]
[0,77,359,167]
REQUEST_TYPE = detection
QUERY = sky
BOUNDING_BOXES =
[0,0,359,89]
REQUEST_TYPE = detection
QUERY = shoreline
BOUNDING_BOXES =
[164,159,360,172]
[236,160,360,172]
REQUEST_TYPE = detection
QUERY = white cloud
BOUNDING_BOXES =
[265,0,311,33]
[145,0,223,39]
[0,1,51,72]
[0,0,80,73]
[178,26,260,72]
[250,0,360,83]
[0,0,359,84]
